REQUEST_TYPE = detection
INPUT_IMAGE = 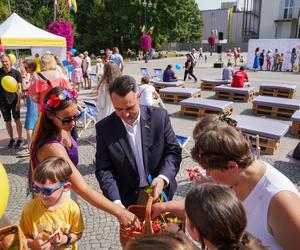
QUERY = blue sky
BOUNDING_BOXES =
[196,0,238,10]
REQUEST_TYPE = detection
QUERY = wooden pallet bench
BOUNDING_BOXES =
[150,80,185,92]
[231,115,289,155]
[214,85,255,102]
[291,110,300,136]
[159,87,201,103]
[259,83,296,99]
[180,98,233,117]
[252,96,300,119]
[200,79,231,91]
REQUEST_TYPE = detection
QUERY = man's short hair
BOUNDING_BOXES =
[227,62,233,67]
[240,66,245,71]
[109,75,137,97]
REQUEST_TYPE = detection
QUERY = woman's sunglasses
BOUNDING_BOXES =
[55,110,82,125]
[32,183,65,196]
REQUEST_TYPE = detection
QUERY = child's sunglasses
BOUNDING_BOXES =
[32,182,65,196]
[55,110,82,126]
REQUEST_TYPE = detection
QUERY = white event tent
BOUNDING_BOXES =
[0,13,67,60]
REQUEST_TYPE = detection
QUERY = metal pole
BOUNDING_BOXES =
[7,0,11,15]
[144,5,147,30]
[54,0,57,21]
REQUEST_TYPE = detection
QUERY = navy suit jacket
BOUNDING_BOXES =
[95,105,182,207]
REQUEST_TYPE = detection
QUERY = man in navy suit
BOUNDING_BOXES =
[95,75,182,208]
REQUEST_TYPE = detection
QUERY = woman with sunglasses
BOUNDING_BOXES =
[30,86,140,228]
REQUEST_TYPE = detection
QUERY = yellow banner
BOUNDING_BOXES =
[1,37,66,47]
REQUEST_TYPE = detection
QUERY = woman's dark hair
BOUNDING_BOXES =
[24,59,37,71]
[292,48,296,53]
[75,51,80,57]
[125,232,198,250]
[185,184,268,250]
[109,75,137,97]
[31,87,77,150]
[191,125,254,170]
[255,47,259,52]
[166,64,172,70]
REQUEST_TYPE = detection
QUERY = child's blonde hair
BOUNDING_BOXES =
[34,157,72,184]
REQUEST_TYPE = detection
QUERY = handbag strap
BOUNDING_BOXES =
[37,72,51,85]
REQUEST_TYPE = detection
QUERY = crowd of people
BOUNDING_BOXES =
[253,47,300,72]
[0,47,299,250]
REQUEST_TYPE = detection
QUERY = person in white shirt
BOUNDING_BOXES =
[152,119,300,250]
[82,51,92,89]
[138,77,166,109]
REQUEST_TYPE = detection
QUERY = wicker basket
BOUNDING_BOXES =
[119,196,184,247]
[120,196,154,247]
[0,224,27,250]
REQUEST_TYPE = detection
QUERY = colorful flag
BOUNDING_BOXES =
[66,0,77,13]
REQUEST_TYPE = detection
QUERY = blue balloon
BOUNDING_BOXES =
[175,64,182,70]
[71,48,77,55]
[62,60,68,67]
[68,65,73,72]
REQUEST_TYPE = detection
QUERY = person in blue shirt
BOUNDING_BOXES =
[163,64,177,82]
[109,47,124,72]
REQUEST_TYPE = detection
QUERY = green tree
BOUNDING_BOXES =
[75,0,203,53]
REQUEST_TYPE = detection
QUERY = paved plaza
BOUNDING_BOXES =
[0,53,300,249]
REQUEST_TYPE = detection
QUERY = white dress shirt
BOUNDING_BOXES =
[122,112,148,187]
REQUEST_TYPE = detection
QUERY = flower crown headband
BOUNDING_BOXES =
[43,89,78,112]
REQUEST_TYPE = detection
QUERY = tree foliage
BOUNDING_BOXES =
[0,0,203,53]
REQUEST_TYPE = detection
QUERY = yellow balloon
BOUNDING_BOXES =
[1,76,18,93]
[8,53,16,65]
[0,162,9,219]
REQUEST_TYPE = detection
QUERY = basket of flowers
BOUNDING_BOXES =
[119,195,184,247]
[0,224,27,250]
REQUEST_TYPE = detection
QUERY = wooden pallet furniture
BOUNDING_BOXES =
[180,98,233,117]
[214,85,256,102]
[159,87,201,103]
[252,96,300,119]
[200,79,231,91]
[231,115,289,155]
[259,83,296,99]
[291,110,300,136]
[150,80,185,92]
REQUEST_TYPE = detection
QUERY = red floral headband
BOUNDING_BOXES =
[42,89,77,112]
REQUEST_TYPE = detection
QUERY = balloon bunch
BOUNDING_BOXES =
[65,48,77,73]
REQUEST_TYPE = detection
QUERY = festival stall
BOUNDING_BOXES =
[247,39,300,71]
[0,13,67,60]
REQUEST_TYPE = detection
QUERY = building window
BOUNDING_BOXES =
[284,0,294,19]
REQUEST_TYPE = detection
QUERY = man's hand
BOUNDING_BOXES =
[118,209,141,229]
[151,177,165,201]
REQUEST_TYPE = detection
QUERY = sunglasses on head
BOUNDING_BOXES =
[55,110,82,125]
[32,182,65,196]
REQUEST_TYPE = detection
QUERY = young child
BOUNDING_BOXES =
[20,157,84,250]
[164,184,267,250]
[95,57,104,84]
[278,53,285,71]
[184,184,268,250]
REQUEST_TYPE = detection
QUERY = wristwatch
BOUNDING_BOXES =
[64,233,72,245]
